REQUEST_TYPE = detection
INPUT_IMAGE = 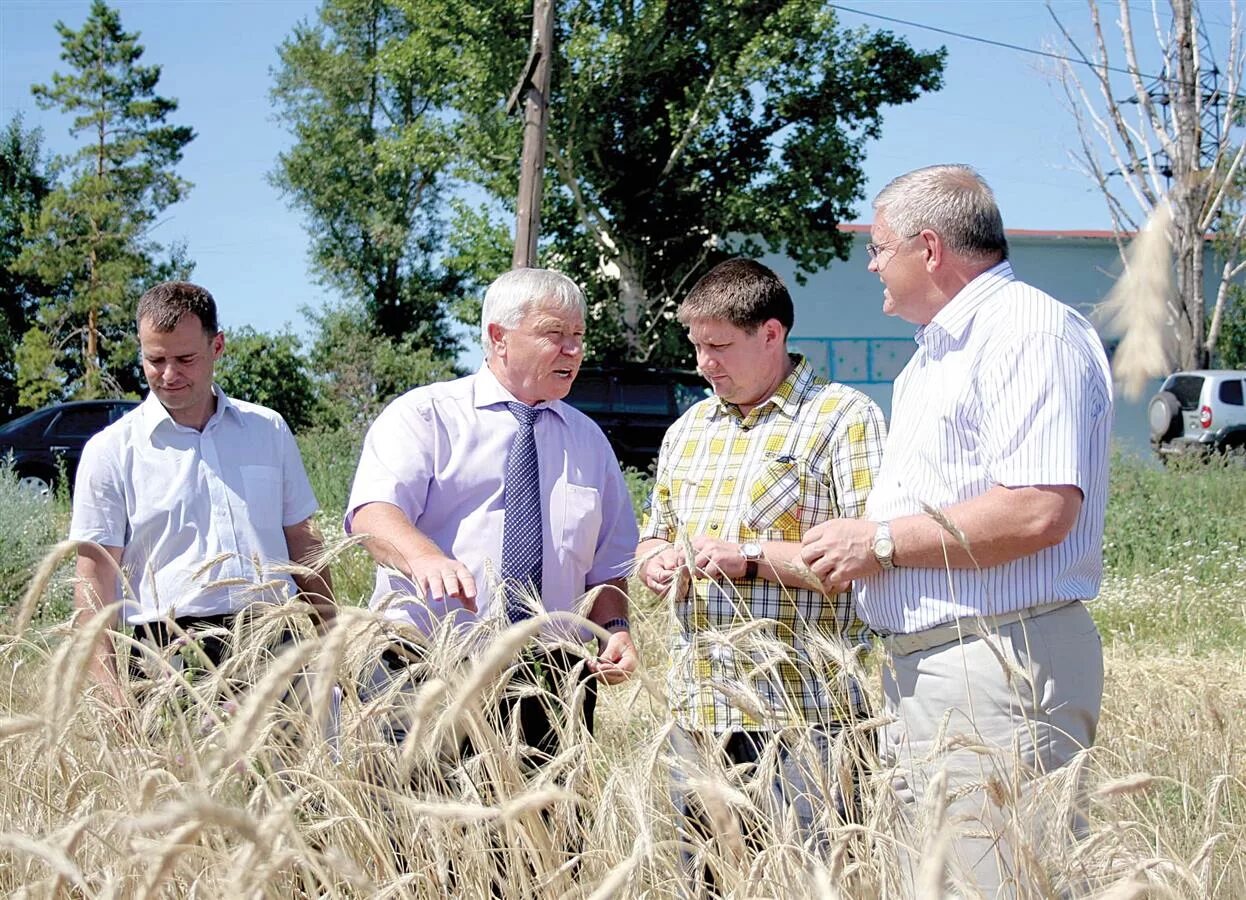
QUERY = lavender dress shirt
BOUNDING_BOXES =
[345,367,638,636]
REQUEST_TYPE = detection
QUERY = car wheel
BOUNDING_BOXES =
[16,472,53,498]
[1148,391,1182,443]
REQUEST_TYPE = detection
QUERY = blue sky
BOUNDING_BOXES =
[1,0,1221,356]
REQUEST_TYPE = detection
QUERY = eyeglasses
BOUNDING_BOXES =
[866,233,920,260]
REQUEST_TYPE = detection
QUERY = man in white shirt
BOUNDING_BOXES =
[70,281,334,706]
[800,165,1112,896]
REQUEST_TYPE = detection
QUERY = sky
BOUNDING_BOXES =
[1,0,1235,357]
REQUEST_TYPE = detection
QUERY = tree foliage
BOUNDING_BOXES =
[435,0,946,364]
[273,0,944,366]
[270,0,464,355]
[214,326,319,433]
[1051,0,1245,371]
[0,116,54,418]
[15,0,194,402]
[305,301,461,429]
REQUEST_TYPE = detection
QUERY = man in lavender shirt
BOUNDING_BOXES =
[346,267,639,760]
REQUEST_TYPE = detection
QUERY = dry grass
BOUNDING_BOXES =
[0,549,1241,898]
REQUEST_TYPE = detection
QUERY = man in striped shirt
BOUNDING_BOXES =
[801,165,1112,896]
[637,258,886,884]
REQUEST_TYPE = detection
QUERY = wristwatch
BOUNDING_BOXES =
[873,521,895,569]
[740,541,763,580]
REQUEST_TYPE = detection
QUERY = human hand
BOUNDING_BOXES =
[588,629,638,685]
[638,544,686,596]
[689,536,749,581]
[799,518,879,594]
[405,554,478,612]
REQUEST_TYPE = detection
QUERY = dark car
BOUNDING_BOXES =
[564,364,710,470]
[0,399,140,496]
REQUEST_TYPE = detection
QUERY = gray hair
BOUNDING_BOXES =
[873,164,1008,261]
[479,268,587,358]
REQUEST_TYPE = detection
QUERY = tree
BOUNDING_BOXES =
[270,0,463,357]
[434,0,946,364]
[16,0,195,401]
[306,301,461,429]
[214,326,319,433]
[1050,0,1245,371]
[1216,288,1246,367]
[0,116,55,418]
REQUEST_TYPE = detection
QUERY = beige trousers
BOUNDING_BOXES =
[881,601,1103,899]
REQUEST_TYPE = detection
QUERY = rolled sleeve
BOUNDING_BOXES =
[638,434,676,543]
[826,397,887,519]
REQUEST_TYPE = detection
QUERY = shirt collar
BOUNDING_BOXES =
[138,383,239,439]
[917,260,1014,349]
[472,364,569,422]
[709,353,813,421]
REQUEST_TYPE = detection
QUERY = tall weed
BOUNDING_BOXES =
[0,462,69,618]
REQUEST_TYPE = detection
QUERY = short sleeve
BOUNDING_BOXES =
[977,333,1110,491]
[69,434,127,548]
[277,417,319,527]
[344,396,435,533]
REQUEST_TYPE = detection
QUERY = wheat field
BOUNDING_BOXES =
[0,539,1241,899]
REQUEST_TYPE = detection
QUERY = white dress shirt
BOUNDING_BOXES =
[70,387,319,625]
[345,366,639,636]
[858,262,1114,634]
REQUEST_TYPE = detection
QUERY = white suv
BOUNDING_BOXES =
[1149,370,1246,459]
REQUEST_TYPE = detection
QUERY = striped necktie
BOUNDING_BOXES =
[501,402,543,621]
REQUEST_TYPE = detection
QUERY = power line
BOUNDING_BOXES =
[828,3,1173,84]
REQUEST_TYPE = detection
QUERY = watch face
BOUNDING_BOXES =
[740,541,763,560]
[875,538,895,558]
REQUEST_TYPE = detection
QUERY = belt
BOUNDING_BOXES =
[879,600,1077,657]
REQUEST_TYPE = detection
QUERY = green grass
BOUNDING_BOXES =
[1104,446,1246,581]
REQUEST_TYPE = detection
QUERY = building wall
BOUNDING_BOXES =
[759,229,1173,455]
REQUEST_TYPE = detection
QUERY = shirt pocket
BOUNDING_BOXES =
[743,457,802,536]
[240,464,283,531]
[560,483,603,576]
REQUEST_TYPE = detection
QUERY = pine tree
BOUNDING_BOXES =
[0,116,55,417]
[17,0,194,400]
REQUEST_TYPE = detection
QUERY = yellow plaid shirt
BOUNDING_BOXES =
[640,356,886,733]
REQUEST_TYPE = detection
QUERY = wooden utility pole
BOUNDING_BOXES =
[509,0,553,268]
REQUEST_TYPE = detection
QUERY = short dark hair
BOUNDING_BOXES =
[136,281,219,335]
[677,258,794,333]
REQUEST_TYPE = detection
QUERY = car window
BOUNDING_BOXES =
[617,382,671,414]
[674,382,709,414]
[1219,379,1244,406]
[109,402,137,422]
[47,407,112,438]
[1165,375,1205,410]
[0,408,49,437]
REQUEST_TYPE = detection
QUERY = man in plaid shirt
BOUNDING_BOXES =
[637,258,885,881]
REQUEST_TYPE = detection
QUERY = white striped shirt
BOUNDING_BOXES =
[856,262,1113,635]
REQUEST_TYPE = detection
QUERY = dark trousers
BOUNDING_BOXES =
[375,643,598,760]
[130,613,239,678]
